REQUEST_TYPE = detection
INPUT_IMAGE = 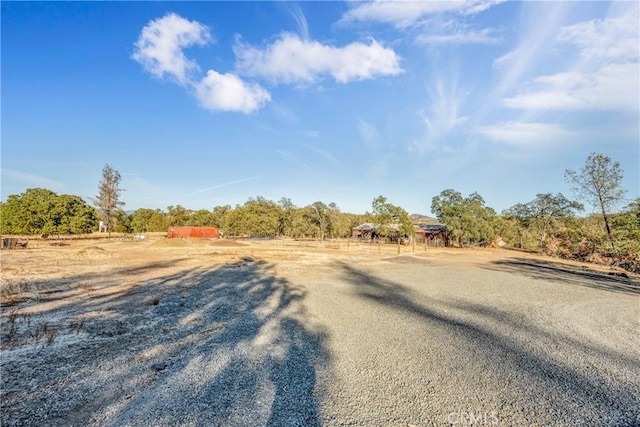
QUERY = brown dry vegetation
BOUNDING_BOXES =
[1,235,635,311]
[1,237,638,425]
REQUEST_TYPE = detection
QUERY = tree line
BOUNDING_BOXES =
[1,155,638,257]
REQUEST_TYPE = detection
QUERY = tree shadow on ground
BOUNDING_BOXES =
[483,257,640,295]
[338,262,639,425]
[1,259,329,426]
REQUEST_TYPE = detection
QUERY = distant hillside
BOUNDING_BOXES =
[409,214,440,225]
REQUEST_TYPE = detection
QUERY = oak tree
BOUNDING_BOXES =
[565,153,625,251]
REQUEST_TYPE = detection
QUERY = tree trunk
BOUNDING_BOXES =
[599,198,616,252]
[602,209,615,252]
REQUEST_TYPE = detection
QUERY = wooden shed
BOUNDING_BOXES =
[167,226,220,239]
[413,224,448,247]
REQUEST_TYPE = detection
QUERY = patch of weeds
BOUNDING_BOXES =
[3,309,19,344]
[69,318,85,334]
[100,320,128,337]
[1,282,23,299]
[32,322,57,346]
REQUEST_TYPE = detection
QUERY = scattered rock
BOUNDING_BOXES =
[242,256,254,263]
[150,362,168,372]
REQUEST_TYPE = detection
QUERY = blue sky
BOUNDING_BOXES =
[2,1,638,216]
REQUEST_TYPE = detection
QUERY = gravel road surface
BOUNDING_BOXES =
[1,244,638,426]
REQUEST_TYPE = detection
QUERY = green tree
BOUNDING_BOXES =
[148,209,169,231]
[305,201,341,240]
[611,198,640,252]
[189,209,215,227]
[94,164,125,237]
[371,195,413,242]
[505,193,583,249]
[225,197,281,237]
[431,190,495,247]
[565,153,626,252]
[211,205,231,230]
[290,206,317,238]
[51,194,98,234]
[277,197,296,237]
[131,208,155,232]
[0,189,97,235]
[112,210,132,234]
[130,208,169,232]
[166,205,190,226]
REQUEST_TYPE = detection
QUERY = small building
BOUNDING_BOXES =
[413,224,448,247]
[167,226,220,239]
[352,223,407,243]
[352,223,376,240]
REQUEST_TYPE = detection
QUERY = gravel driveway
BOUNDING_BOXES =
[1,245,639,426]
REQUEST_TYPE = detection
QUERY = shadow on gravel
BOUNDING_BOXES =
[339,262,639,425]
[0,257,191,308]
[1,259,329,426]
[484,258,640,295]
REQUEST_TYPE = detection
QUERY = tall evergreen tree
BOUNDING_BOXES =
[94,164,125,237]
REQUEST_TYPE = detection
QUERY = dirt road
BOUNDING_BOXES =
[1,238,639,426]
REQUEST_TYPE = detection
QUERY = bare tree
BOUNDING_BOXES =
[565,153,626,252]
[94,164,125,237]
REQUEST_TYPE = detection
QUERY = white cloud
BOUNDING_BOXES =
[134,13,270,114]
[502,10,639,112]
[195,70,271,114]
[132,13,211,84]
[504,64,639,111]
[491,3,571,96]
[340,0,504,29]
[478,122,576,147]
[416,27,499,45]
[558,11,639,62]
[234,33,402,84]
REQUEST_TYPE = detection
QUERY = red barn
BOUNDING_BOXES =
[167,226,220,239]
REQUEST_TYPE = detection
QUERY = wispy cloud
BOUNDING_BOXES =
[339,0,504,29]
[502,8,639,112]
[284,2,309,40]
[412,75,468,152]
[276,149,314,171]
[133,13,270,113]
[357,118,383,150]
[193,175,263,194]
[491,2,572,98]
[416,26,500,45]
[234,33,402,85]
[2,169,67,192]
[306,144,337,163]
[305,130,320,138]
[339,0,503,47]
[478,122,576,148]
